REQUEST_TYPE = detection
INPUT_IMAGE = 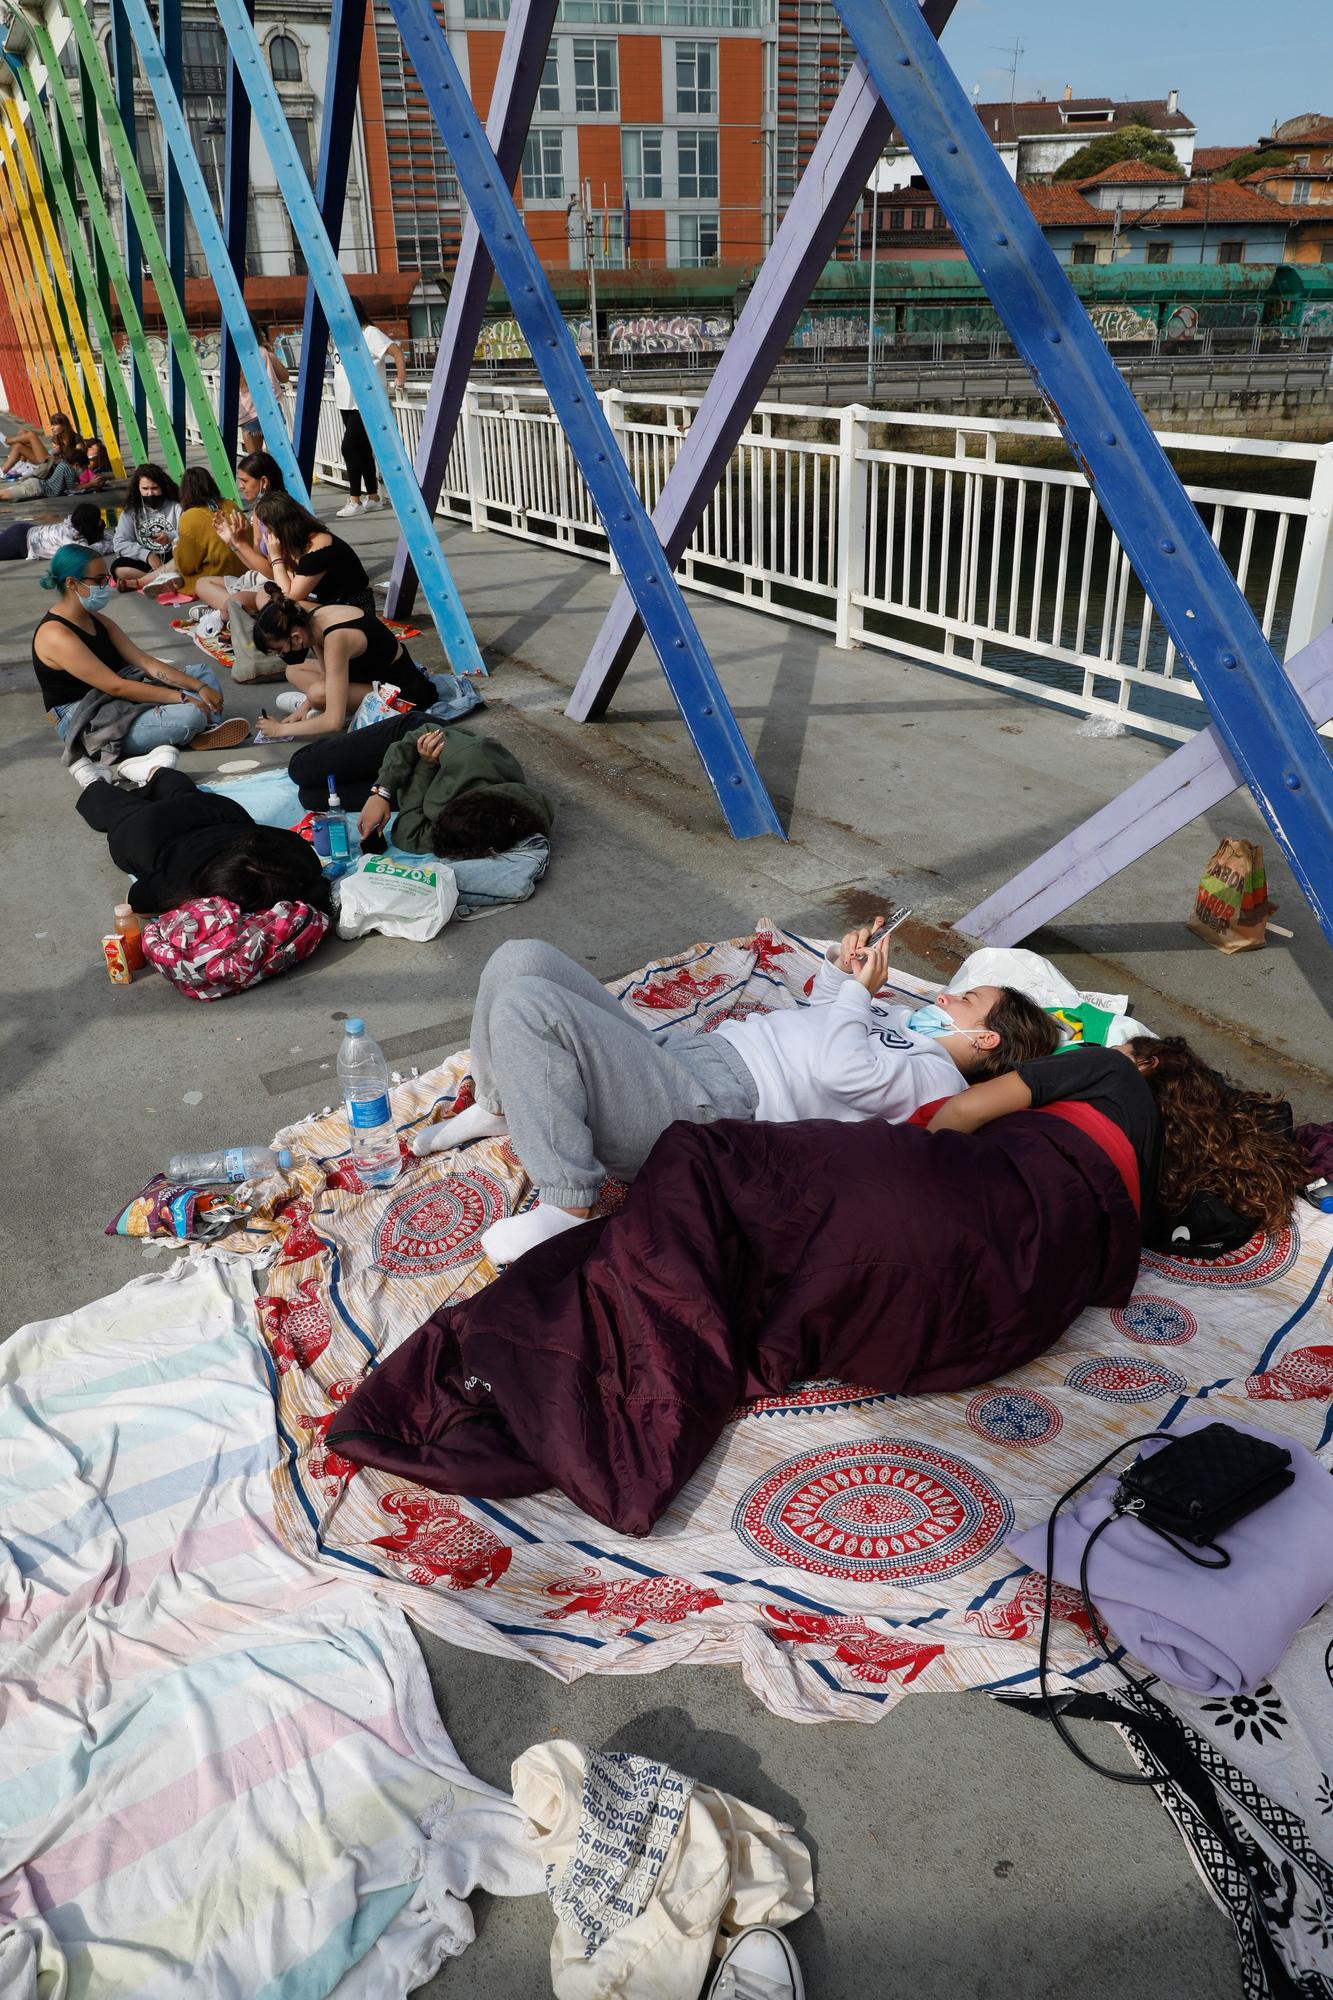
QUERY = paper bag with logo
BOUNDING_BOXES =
[1187,836,1270,954]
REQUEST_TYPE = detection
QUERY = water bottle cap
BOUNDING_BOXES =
[277,1148,293,1170]
[344,1017,364,1036]
[114,902,133,919]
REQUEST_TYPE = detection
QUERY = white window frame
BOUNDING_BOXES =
[622,128,664,200]
[675,127,719,200]
[1291,178,1312,205]
[673,211,719,266]
[673,40,717,115]
[520,128,566,201]
[572,38,618,113]
[537,50,561,112]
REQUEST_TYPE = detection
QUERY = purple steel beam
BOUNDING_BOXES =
[955,627,1333,947]
[569,0,954,723]
[383,0,559,622]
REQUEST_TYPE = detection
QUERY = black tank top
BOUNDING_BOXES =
[320,610,436,708]
[32,609,121,711]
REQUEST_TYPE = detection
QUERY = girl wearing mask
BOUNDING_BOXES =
[31,545,245,774]
[111,464,182,586]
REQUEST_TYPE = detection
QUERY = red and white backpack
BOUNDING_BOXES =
[142,896,328,1001]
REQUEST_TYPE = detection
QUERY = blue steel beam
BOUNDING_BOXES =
[291,0,366,486]
[115,0,309,502]
[108,0,146,440]
[211,0,483,675]
[830,0,1333,943]
[218,0,254,456]
[380,0,782,838]
[383,0,558,622]
[159,0,186,453]
[573,1,956,719]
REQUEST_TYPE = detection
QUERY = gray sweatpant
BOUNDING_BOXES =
[469,938,758,1207]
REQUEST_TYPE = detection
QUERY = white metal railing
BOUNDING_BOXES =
[177,372,1333,744]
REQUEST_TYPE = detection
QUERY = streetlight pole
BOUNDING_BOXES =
[751,132,776,252]
[866,172,880,398]
[582,178,599,371]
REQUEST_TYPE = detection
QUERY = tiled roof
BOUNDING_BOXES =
[1193,145,1252,173]
[1021,183,1110,226]
[975,96,1195,143]
[1169,180,1290,222]
[1275,117,1333,147]
[1078,159,1183,186]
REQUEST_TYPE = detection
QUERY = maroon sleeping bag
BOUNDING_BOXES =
[328,1110,1141,1536]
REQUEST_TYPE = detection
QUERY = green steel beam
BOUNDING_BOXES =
[6,59,146,462]
[77,49,119,445]
[41,2,235,493]
[8,21,181,475]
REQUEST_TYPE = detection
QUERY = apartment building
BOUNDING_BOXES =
[366,0,774,286]
[1244,114,1333,264]
[29,1,381,283]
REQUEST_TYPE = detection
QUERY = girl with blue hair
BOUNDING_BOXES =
[32,543,246,782]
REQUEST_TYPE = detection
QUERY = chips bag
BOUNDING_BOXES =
[1187,837,1271,954]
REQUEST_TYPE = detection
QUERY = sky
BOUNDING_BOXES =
[937,0,1327,144]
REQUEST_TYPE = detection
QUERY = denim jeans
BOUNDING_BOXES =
[54,661,224,756]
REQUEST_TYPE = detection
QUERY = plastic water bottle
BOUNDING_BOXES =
[337,1018,401,1186]
[325,775,351,870]
[312,775,351,878]
[168,1145,293,1184]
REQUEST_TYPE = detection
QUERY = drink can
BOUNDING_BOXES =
[102,934,132,984]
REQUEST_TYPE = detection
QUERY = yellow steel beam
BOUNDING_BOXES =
[0,117,92,432]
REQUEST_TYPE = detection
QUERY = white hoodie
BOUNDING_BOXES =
[714,948,964,1124]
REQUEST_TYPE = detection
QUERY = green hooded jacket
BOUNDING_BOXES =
[375,720,553,856]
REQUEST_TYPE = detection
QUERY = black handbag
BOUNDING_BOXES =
[1116,1423,1292,1551]
[1038,1422,1294,1787]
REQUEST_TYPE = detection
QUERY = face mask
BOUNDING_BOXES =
[907,1002,956,1038]
[140,490,161,504]
[283,643,310,665]
[80,581,113,612]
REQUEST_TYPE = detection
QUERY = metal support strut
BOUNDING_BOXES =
[380,0,782,838]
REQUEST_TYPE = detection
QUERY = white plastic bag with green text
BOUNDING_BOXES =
[335,855,458,942]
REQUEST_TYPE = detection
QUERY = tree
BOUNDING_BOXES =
[1053,125,1181,184]
[1212,147,1293,182]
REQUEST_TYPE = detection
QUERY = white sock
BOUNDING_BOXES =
[68,756,101,789]
[412,1104,509,1156]
[481,1203,586,1267]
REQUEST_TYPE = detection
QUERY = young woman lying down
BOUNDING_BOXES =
[327,1036,1309,1536]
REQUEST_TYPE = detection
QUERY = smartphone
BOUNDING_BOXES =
[864,907,913,951]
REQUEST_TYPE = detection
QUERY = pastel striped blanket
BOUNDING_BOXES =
[0,1255,541,1999]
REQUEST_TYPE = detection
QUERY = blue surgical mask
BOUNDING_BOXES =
[80,581,113,612]
[907,1002,956,1037]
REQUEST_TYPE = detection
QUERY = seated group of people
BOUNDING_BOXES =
[1,412,114,500]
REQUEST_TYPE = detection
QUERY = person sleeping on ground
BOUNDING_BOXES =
[0,500,110,565]
[75,765,334,917]
[287,712,552,858]
[412,921,1059,1267]
[246,586,438,739]
[327,1034,1310,1536]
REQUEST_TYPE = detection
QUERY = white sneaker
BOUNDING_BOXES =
[196,608,225,641]
[336,499,363,518]
[360,495,385,512]
[67,754,103,789]
[115,744,181,787]
[707,1929,804,2000]
[275,689,306,715]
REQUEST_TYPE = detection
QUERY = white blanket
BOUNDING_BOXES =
[0,1256,541,1998]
